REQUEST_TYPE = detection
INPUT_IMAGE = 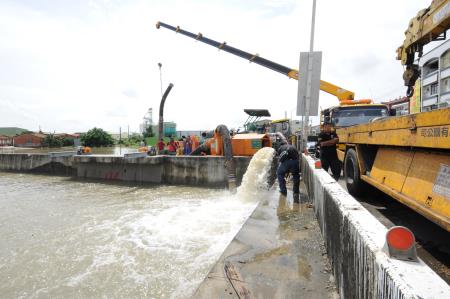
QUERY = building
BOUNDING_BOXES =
[418,39,450,111]
[0,135,13,146]
[162,122,176,137]
[13,133,47,147]
[54,133,81,146]
[382,97,410,115]
[140,108,154,134]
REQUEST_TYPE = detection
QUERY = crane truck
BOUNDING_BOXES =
[156,22,393,133]
[337,0,450,232]
[397,0,450,97]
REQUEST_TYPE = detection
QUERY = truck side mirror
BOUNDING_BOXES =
[389,108,397,116]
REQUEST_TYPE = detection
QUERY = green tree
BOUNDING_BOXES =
[143,125,154,138]
[81,127,114,147]
[62,137,74,146]
[129,133,144,144]
[42,134,63,148]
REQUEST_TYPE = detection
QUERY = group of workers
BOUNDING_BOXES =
[152,126,341,198]
[276,122,341,200]
[156,133,208,156]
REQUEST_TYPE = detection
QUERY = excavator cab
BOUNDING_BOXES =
[241,109,271,133]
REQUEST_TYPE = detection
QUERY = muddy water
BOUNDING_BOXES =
[0,174,259,298]
[0,148,276,298]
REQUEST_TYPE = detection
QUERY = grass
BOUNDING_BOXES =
[0,127,29,137]
[145,136,170,146]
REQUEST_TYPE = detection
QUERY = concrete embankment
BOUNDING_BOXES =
[301,154,450,298]
[0,153,250,187]
[0,152,76,175]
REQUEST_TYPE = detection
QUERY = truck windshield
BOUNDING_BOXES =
[332,106,388,127]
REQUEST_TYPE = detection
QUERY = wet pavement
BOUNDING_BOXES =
[194,186,338,299]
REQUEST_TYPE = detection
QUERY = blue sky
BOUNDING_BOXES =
[0,0,432,133]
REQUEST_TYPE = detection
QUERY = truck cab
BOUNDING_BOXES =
[323,104,391,128]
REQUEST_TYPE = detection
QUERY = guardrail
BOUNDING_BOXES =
[301,154,450,299]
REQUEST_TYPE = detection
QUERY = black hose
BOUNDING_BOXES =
[215,125,232,162]
[158,83,174,141]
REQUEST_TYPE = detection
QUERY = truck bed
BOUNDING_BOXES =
[336,107,450,149]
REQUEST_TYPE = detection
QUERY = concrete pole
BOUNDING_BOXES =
[302,0,317,151]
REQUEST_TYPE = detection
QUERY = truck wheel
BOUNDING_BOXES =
[344,148,367,196]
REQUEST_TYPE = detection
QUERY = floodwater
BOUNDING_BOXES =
[10,146,138,155]
[0,148,275,298]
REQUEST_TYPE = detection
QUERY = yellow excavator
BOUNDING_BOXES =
[156,21,392,130]
[397,0,450,97]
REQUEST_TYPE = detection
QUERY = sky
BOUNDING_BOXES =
[0,0,434,133]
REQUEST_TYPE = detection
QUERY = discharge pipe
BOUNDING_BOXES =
[215,124,236,189]
[158,83,174,141]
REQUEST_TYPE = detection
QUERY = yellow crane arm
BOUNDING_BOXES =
[286,70,354,101]
[157,21,354,102]
[397,0,450,96]
[397,0,450,65]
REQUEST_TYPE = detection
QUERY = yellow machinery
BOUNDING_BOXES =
[195,126,272,157]
[397,0,450,96]
[337,108,450,231]
[230,133,272,156]
[156,21,392,129]
[336,0,450,232]
[156,21,354,102]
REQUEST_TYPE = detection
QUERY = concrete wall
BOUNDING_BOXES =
[75,155,250,188]
[0,153,251,188]
[0,153,76,175]
[301,154,450,299]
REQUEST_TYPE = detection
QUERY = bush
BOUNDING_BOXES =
[81,128,114,147]
[42,134,63,148]
[143,126,154,138]
[62,137,74,146]
[117,133,144,146]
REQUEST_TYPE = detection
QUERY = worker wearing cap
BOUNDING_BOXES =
[318,123,341,180]
[276,141,300,197]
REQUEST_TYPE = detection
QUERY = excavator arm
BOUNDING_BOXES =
[397,0,450,96]
[156,21,354,102]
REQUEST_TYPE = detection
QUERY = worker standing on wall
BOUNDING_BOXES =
[318,123,341,180]
[157,138,165,154]
[276,141,300,197]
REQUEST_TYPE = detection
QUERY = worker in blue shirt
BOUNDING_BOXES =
[276,141,300,197]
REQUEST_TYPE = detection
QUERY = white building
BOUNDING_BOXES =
[140,108,154,134]
[418,39,450,111]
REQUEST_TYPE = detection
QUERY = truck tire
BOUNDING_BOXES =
[344,148,367,196]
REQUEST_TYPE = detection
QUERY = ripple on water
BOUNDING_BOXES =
[0,148,276,298]
[0,173,260,298]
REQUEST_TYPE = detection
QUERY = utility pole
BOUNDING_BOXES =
[119,126,122,155]
[301,0,317,151]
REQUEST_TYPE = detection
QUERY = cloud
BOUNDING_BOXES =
[122,88,138,99]
[0,0,435,133]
